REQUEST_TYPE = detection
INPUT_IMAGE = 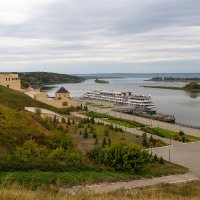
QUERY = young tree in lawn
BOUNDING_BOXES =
[83,128,89,138]
[102,137,107,148]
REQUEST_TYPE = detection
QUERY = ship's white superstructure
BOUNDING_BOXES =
[82,90,156,111]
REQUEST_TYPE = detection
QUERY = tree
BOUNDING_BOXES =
[67,118,71,125]
[35,108,41,116]
[159,156,164,164]
[61,117,66,123]
[109,124,114,131]
[53,115,57,124]
[79,130,82,135]
[179,131,185,137]
[90,117,95,124]
[83,128,89,138]
[108,137,111,146]
[104,127,110,137]
[84,105,88,111]
[92,131,97,138]
[95,137,98,145]
[142,132,149,147]
[154,154,158,162]
[102,137,107,148]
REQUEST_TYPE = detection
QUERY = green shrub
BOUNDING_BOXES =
[0,140,82,171]
[159,156,164,164]
[88,143,150,172]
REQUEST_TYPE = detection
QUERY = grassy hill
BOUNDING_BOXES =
[0,86,81,171]
[0,85,60,111]
[18,72,84,88]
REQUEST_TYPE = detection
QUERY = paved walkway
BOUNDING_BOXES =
[67,172,199,195]
[152,142,200,175]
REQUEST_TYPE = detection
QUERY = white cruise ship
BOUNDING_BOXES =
[82,90,156,111]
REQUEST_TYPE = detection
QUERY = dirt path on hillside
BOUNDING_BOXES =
[66,172,199,195]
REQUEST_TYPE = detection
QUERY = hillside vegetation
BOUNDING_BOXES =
[184,82,200,90]
[18,72,84,88]
[0,86,60,111]
[147,77,200,82]
[143,82,200,92]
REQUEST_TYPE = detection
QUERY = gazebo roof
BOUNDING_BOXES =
[56,87,69,94]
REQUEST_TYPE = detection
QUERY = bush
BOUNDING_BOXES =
[92,131,97,138]
[83,128,89,138]
[0,140,82,171]
[88,143,150,172]
[179,131,185,136]
[159,156,165,164]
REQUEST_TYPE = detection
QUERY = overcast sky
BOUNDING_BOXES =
[0,0,200,74]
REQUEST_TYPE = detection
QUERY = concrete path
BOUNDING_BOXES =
[152,142,200,175]
[67,172,199,195]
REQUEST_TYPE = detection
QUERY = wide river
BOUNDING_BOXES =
[46,78,200,127]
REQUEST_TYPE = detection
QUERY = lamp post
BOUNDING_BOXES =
[136,135,139,144]
[168,148,171,163]
[150,141,153,154]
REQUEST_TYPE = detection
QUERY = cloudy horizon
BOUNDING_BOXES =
[0,0,200,74]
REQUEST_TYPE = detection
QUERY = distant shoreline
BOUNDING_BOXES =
[95,79,109,84]
[146,77,200,82]
[142,86,200,93]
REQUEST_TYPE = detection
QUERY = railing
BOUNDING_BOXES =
[175,122,200,130]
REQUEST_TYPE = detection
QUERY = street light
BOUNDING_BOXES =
[168,148,171,163]
[150,142,153,154]
[136,135,139,144]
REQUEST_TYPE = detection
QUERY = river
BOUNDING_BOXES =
[45,78,200,127]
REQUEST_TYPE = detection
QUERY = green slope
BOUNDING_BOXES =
[18,72,84,88]
[0,85,59,111]
[0,86,80,171]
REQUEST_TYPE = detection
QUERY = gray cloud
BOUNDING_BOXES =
[0,0,200,73]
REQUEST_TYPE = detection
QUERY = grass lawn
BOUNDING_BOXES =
[86,102,112,109]
[67,123,165,152]
[82,111,144,128]
[0,163,188,188]
[141,127,200,142]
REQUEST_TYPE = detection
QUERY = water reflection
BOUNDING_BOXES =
[184,91,200,99]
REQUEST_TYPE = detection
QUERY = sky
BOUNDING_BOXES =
[0,0,200,74]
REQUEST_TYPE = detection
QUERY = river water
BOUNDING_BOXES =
[46,78,200,127]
